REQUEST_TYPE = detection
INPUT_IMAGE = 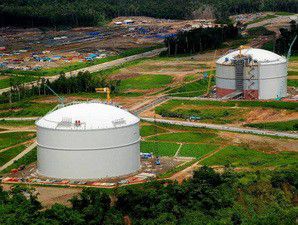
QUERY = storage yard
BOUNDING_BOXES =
[0,13,297,208]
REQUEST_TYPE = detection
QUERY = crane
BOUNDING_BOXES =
[238,45,251,57]
[44,83,64,106]
[95,87,111,103]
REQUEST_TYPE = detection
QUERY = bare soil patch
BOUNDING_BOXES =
[218,131,298,153]
[245,108,298,123]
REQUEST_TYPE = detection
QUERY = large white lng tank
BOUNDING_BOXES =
[216,48,287,100]
[36,102,140,180]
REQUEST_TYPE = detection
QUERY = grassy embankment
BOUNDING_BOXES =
[168,77,215,97]
[0,100,56,118]
[0,120,35,127]
[155,99,298,124]
[246,120,298,132]
[142,122,298,170]
[202,145,298,168]
[0,145,28,167]
[0,148,37,174]
[119,74,173,92]
[0,132,35,150]
[0,75,37,89]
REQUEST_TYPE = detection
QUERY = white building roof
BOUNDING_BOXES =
[36,102,140,130]
[217,48,287,65]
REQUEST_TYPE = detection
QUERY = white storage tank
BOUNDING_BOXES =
[216,48,287,100]
[36,102,140,180]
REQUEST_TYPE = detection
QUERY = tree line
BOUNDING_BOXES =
[0,166,297,224]
[0,0,297,27]
[275,20,298,56]
[0,71,120,104]
[163,26,239,56]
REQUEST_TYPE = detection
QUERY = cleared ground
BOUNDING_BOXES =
[154,99,298,127]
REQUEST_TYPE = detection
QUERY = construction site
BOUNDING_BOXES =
[0,12,297,207]
[0,17,218,71]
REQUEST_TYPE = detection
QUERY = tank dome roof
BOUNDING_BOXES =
[36,102,139,130]
[216,48,287,65]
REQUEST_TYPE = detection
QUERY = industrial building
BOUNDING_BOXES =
[35,102,140,180]
[216,48,287,100]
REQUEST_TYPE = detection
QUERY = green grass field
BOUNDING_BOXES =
[168,77,214,97]
[201,146,298,168]
[288,71,298,76]
[92,58,146,78]
[0,148,37,175]
[261,40,274,51]
[0,145,27,166]
[141,141,179,156]
[0,101,56,117]
[119,74,173,91]
[288,79,298,88]
[178,144,218,158]
[157,104,246,124]
[246,120,298,132]
[0,120,36,127]
[0,132,35,150]
[183,74,198,82]
[289,55,298,62]
[155,100,298,123]
[140,125,167,137]
[0,75,37,89]
[147,131,218,143]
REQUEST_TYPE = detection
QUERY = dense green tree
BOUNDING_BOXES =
[0,71,121,104]
[44,204,85,225]
[0,0,297,27]
[0,167,297,224]
[70,188,111,224]
[164,26,239,56]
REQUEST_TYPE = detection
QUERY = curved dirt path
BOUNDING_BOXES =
[169,145,225,183]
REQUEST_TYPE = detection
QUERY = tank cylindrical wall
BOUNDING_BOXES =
[216,62,287,99]
[258,63,287,99]
[37,123,140,179]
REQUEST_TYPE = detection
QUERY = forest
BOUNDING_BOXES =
[1,166,297,224]
[0,0,297,27]
[0,72,121,104]
[275,20,298,55]
[163,26,239,55]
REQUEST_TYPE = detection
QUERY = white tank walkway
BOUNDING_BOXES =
[141,117,298,139]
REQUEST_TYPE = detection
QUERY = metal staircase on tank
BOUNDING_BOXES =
[234,59,244,92]
[246,61,258,100]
